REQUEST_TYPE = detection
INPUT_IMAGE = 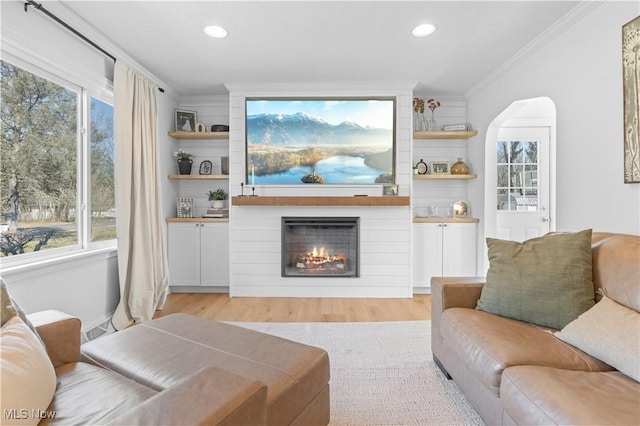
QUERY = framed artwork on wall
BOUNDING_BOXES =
[623,16,640,183]
[175,109,197,132]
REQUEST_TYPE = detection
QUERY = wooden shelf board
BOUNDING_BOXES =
[168,174,229,180]
[232,196,410,207]
[168,131,229,140]
[166,217,229,223]
[413,130,477,140]
[413,217,479,224]
[414,174,477,180]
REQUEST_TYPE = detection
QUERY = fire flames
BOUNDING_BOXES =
[296,246,345,272]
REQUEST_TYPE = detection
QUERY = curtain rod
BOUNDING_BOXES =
[24,0,165,93]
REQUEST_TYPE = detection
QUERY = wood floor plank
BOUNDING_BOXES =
[155,293,431,322]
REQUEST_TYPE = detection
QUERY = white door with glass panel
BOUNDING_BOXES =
[496,127,550,242]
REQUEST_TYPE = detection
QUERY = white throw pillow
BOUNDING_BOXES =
[0,316,57,425]
[555,295,640,382]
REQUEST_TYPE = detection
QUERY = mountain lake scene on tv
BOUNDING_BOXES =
[246,100,395,184]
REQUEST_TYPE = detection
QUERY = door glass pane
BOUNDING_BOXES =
[0,61,78,256]
[524,165,537,187]
[510,141,523,163]
[497,141,508,163]
[497,164,509,187]
[497,189,509,210]
[510,164,523,187]
[90,98,115,242]
[524,141,537,163]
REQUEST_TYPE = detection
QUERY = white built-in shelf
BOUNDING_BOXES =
[413,130,477,140]
[413,217,479,223]
[413,174,477,180]
[168,131,229,140]
[168,174,229,180]
[166,217,229,223]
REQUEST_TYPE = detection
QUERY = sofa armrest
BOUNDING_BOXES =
[431,277,485,367]
[107,366,268,426]
[431,277,486,313]
[27,310,81,367]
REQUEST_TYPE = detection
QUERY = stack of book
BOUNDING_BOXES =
[202,208,229,218]
[442,124,469,131]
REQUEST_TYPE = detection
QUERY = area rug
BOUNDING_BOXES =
[229,321,485,426]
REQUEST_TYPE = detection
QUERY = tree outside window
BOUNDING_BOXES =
[0,60,115,257]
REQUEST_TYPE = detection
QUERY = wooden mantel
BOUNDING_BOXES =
[232,196,410,207]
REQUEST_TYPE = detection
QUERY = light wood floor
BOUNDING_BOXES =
[156,293,431,322]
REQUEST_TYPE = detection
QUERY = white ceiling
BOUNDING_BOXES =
[61,1,581,96]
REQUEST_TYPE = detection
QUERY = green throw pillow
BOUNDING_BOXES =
[477,229,595,330]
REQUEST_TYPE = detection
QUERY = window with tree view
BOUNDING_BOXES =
[0,60,115,258]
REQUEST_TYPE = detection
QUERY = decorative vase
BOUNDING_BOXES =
[426,112,438,131]
[212,200,225,209]
[451,157,470,175]
[177,158,193,175]
[414,112,426,132]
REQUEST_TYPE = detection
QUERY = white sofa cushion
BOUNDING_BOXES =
[0,316,57,425]
[555,295,640,382]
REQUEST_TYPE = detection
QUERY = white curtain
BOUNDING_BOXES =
[112,61,168,330]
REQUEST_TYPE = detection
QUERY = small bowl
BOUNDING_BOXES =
[210,124,230,132]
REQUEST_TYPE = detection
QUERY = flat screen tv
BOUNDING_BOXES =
[245,97,395,185]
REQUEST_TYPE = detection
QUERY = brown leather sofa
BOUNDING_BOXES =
[431,232,640,425]
[30,311,329,425]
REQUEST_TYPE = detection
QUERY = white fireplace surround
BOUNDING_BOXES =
[226,83,414,297]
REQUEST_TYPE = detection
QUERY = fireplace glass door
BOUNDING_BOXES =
[282,217,359,278]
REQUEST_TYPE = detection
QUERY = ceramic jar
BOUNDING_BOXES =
[451,157,469,175]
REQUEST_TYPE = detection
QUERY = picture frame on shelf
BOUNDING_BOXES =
[382,184,399,196]
[177,197,193,218]
[199,160,212,175]
[430,161,450,175]
[175,109,197,132]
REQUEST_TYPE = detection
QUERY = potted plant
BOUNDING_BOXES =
[207,188,228,209]
[174,149,193,175]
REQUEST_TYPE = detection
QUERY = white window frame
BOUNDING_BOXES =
[0,56,116,271]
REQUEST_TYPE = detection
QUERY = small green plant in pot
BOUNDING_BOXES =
[207,188,228,209]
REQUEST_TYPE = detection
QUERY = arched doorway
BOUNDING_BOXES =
[483,97,557,271]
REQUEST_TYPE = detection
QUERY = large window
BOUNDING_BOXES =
[0,60,115,258]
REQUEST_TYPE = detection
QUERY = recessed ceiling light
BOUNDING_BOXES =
[412,24,436,38]
[204,25,228,39]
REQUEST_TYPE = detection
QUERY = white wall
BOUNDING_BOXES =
[467,2,640,270]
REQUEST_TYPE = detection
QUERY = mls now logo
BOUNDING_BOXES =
[4,409,56,420]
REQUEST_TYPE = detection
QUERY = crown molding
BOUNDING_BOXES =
[466,1,604,99]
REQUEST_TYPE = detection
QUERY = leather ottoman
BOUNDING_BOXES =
[82,314,330,425]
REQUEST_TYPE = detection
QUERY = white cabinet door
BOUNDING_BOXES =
[168,222,201,287]
[200,223,229,286]
[441,223,477,276]
[413,222,477,288]
[413,223,443,288]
